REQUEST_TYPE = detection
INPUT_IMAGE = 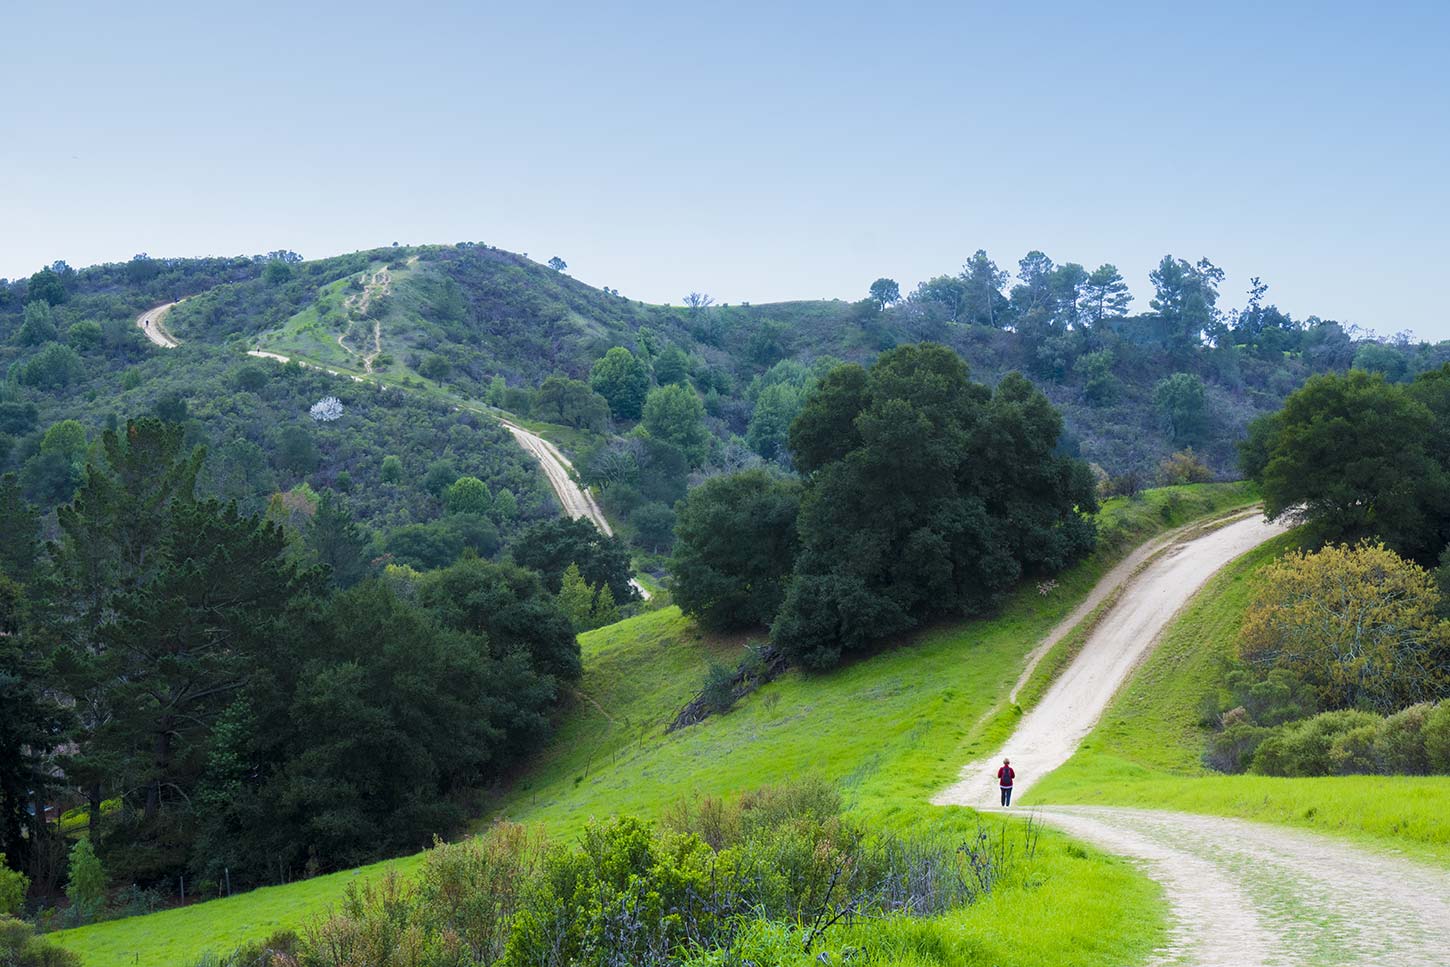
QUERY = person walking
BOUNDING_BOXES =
[997,758,1015,807]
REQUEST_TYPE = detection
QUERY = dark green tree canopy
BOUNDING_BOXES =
[590,347,651,421]
[671,470,802,630]
[773,344,1096,668]
[511,515,637,605]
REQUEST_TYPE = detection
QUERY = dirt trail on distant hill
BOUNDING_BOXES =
[935,512,1450,964]
[142,298,652,600]
[136,301,182,348]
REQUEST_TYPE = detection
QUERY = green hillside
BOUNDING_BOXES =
[49,483,1254,966]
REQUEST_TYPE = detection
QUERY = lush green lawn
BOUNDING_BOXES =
[51,484,1255,966]
[1030,532,1450,867]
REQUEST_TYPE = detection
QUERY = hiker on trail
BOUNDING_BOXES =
[997,758,1015,807]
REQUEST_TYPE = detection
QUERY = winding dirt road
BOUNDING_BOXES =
[136,301,181,348]
[935,511,1450,965]
[140,304,647,598]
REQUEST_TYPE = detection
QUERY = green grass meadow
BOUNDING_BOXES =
[51,484,1256,966]
[1029,532,1450,867]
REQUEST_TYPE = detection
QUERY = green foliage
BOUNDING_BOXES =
[0,915,80,967]
[445,475,492,516]
[0,855,27,916]
[512,516,636,605]
[630,502,675,553]
[19,342,85,390]
[557,562,618,632]
[66,839,107,923]
[1156,448,1212,485]
[1152,372,1207,443]
[16,302,58,346]
[640,384,709,466]
[651,345,691,387]
[671,470,801,630]
[534,376,609,431]
[1250,709,1387,777]
[774,346,1097,668]
[868,277,901,309]
[1249,368,1450,561]
[589,347,650,421]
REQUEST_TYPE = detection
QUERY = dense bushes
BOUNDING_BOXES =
[283,779,1037,967]
[1216,703,1450,777]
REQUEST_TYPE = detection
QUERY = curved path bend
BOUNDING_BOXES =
[935,511,1450,965]
[141,306,647,598]
[136,300,182,348]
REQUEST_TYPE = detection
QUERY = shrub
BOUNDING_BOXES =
[1204,707,1272,773]
[1374,703,1434,775]
[1250,709,1383,776]
[0,857,27,916]
[1426,702,1450,772]
[65,838,106,924]
[0,916,80,967]
[1156,448,1214,485]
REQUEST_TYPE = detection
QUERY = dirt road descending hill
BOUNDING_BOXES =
[136,301,181,348]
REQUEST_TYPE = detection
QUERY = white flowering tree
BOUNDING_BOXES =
[310,396,344,422]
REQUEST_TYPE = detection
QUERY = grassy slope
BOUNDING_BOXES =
[1030,533,1450,866]
[52,484,1255,966]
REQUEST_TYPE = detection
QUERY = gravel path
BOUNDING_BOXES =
[1035,807,1450,966]
[934,511,1450,964]
[935,512,1288,808]
[136,301,181,347]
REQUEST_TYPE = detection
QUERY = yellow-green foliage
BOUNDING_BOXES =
[1237,540,1450,712]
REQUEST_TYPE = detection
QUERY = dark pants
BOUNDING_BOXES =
[1000,785,1012,807]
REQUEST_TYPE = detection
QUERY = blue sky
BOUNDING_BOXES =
[4,1,1447,338]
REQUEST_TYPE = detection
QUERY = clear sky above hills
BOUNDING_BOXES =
[4,1,1447,339]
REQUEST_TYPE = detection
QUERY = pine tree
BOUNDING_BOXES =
[65,838,106,923]
[558,562,595,630]
[591,582,620,627]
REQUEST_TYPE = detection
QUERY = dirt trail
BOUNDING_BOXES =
[934,512,1287,808]
[497,418,651,600]
[1036,807,1450,966]
[935,512,1450,964]
[136,301,182,348]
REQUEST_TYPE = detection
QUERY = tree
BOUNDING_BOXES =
[959,250,1010,328]
[641,384,710,466]
[534,376,609,432]
[18,343,84,390]
[547,256,568,272]
[26,268,67,306]
[0,853,27,915]
[558,563,598,631]
[1149,255,1223,355]
[774,344,1095,667]
[631,502,676,553]
[683,292,714,311]
[0,476,39,575]
[1250,370,1449,560]
[446,476,492,516]
[746,382,809,461]
[651,346,691,387]
[1237,542,1450,713]
[868,278,901,310]
[1077,264,1133,326]
[1153,372,1208,444]
[308,491,373,588]
[380,455,403,483]
[275,425,320,477]
[15,301,57,346]
[671,470,802,629]
[511,516,637,605]
[589,348,650,421]
[65,839,106,923]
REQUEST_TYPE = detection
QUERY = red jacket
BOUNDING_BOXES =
[997,766,1015,787]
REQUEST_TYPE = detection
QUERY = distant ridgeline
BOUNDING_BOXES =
[0,243,1439,557]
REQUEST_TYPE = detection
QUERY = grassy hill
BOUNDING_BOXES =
[1030,533,1450,866]
[49,483,1254,966]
